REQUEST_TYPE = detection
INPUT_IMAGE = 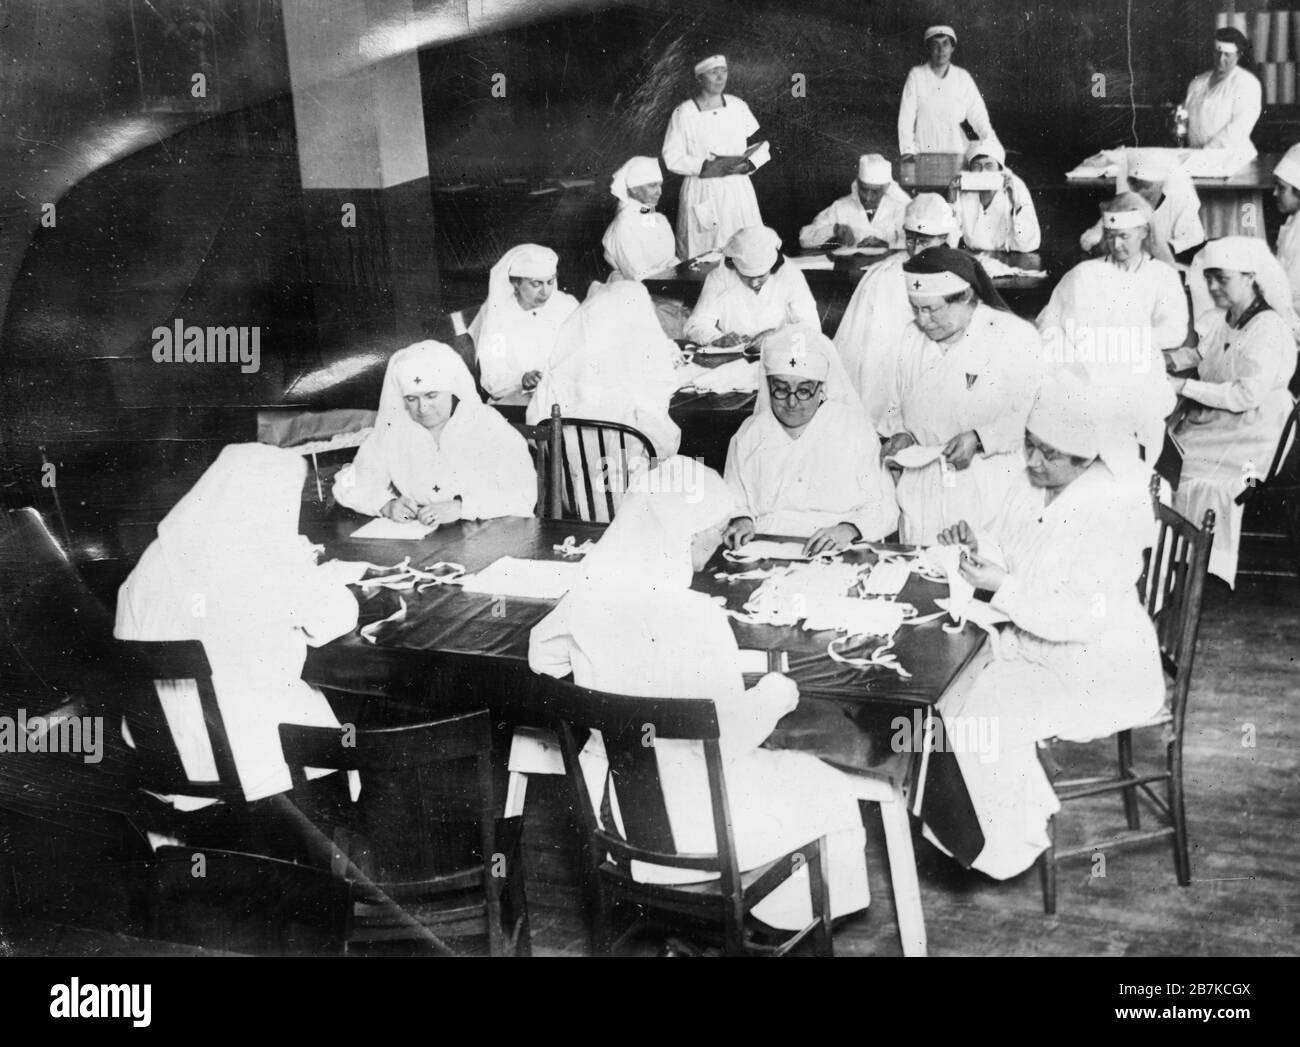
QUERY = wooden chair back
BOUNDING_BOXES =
[554,417,657,522]
[510,402,563,519]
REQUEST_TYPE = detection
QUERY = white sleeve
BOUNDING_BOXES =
[723,431,758,522]
[476,328,518,400]
[1079,219,1104,252]
[1008,178,1041,252]
[663,105,704,177]
[1167,201,1206,255]
[799,200,841,248]
[783,268,820,327]
[1150,266,1191,351]
[845,426,900,540]
[457,415,539,520]
[684,270,728,343]
[1206,74,1261,148]
[715,673,798,759]
[898,69,919,155]
[332,437,395,517]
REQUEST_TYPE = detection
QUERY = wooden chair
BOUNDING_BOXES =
[147,846,353,956]
[279,709,531,956]
[1236,398,1300,576]
[1038,478,1214,913]
[510,402,564,519]
[556,417,657,523]
[540,677,834,957]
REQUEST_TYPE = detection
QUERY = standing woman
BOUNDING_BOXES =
[1182,27,1263,238]
[1168,237,1299,587]
[897,25,995,159]
[662,53,764,260]
[879,247,1043,545]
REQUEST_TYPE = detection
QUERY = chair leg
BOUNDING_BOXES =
[1040,815,1058,915]
[876,783,928,957]
[1117,731,1140,830]
[1169,742,1191,886]
[808,838,834,958]
[503,771,528,819]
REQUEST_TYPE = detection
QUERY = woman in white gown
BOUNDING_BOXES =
[897,25,995,158]
[469,244,581,400]
[527,455,871,933]
[1168,237,1299,587]
[662,53,764,259]
[723,324,898,553]
[928,375,1166,879]
[948,138,1040,253]
[880,247,1044,544]
[602,155,679,281]
[115,444,359,806]
[333,341,537,523]
[527,281,683,521]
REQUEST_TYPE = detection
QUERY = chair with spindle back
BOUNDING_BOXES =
[510,402,563,520]
[279,709,531,956]
[1235,397,1300,576]
[556,417,657,523]
[540,677,834,957]
[1038,475,1214,913]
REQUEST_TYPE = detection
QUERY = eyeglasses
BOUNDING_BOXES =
[1023,435,1067,463]
[768,381,822,402]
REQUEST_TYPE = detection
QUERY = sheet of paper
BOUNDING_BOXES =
[724,539,811,562]
[673,362,711,389]
[789,254,836,270]
[744,140,771,171]
[350,518,438,540]
[736,649,774,675]
[802,596,907,637]
[684,358,760,393]
[459,556,584,600]
[831,245,890,257]
[886,444,947,469]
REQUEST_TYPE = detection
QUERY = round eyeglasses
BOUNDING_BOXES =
[768,381,822,402]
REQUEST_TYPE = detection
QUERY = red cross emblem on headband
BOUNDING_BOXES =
[911,279,922,290]
[413,377,422,384]
[789,357,797,368]
[433,485,440,493]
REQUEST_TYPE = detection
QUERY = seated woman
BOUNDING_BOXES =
[1038,194,1185,473]
[724,324,898,553]
[602,156,679,281]
[527,281,683,520]
[880,246,1043,544]
[1168,237,1299,587]
[469,244,580,400]
[115,444,360,806]
[798,154,909,250]
[1079,151,1204,265]
[527,454,871,933]
[927,375,1166,880]
[833,193,959,430]
[682,226,819,348]
[948,138,1040,253]
[334,341,537,523]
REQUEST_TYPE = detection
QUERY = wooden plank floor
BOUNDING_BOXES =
[519,572,1300,957]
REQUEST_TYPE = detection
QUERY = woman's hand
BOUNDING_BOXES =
[936,520,979,553]
[1170,377,1188,395]
[857,236,890,249]
[712,331,747,348]
[959,549,1007,591]
[804,523,861,557]
[521,369,542,392]
[830,222,856,246]
[701,156,743,177]
[943,430,982,470]
[723,516,756,550]
[947,174,962,202]
[417,498,463,528]
[880,432,917,463]
[382,495,420,522]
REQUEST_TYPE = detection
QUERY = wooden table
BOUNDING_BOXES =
[1064,152,1279,192]
[301,514,989,865]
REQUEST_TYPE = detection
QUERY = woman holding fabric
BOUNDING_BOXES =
[928,375,1166,880]
[602,156,679,281]
[527,454,872,935]
[1168,237,1299,587]
[1182,27,1263,238]
[947,138,1040,253]
[723,324,898,553]
[682,226,818,347]
[879,246,1043,545]
[115,444,360,806]
[897,25,995,159]
[527,281,683,520]
[333,341,537,523]
[662,53,765,259]
[469,244,580,400]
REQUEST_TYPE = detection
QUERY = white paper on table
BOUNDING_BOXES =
[802,596,907,637]
[736,649,774,675]
[683,358,760,393]
[350,518,438,540]
[459,556,584,600]
[724,539,813,562]
[744,140,771,171]
[688,249,724,267]
[788,254,836,270]
[935,597,1009,630]
[319,559,385,586]
[886,444,947,469]
[831,244,890,258]
[673,362,711,388]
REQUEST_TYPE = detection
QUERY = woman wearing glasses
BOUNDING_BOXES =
[879,246,1043,545]
[723,324,898,555]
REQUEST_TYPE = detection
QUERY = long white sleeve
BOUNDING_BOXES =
[1149,264,1192,351]
[663,105,705,177]
[799,200,843,249]
[684,269,729,343]
[723,430,758,522]
[898,68,920,155]
[332,437,396,516]
[1007,177,1041,251]
[1205,73,1261,148]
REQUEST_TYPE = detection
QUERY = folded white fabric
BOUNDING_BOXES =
[885,443,947,469]
[723,539,814,562]
[681,358,761,393]
[802,596,909,636]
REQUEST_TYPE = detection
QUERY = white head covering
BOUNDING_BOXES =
[1026,374,1103,460]
[904,192,959,237]
[526,280,682,457]
[694,54,727,75]
[905,268,971,296]
[1275,143,1300,189]
[856,154,893,185]
[1191,236,1300,335]
[964,137,1006,167]
[1099,192,1153,230]
[756,323,863,416]
[723,226,783,277]
[924,25,956,43]
[468,243,560,348]
[364,341,488,504]
[610,156,662,205]
[1124,149,1175,184]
